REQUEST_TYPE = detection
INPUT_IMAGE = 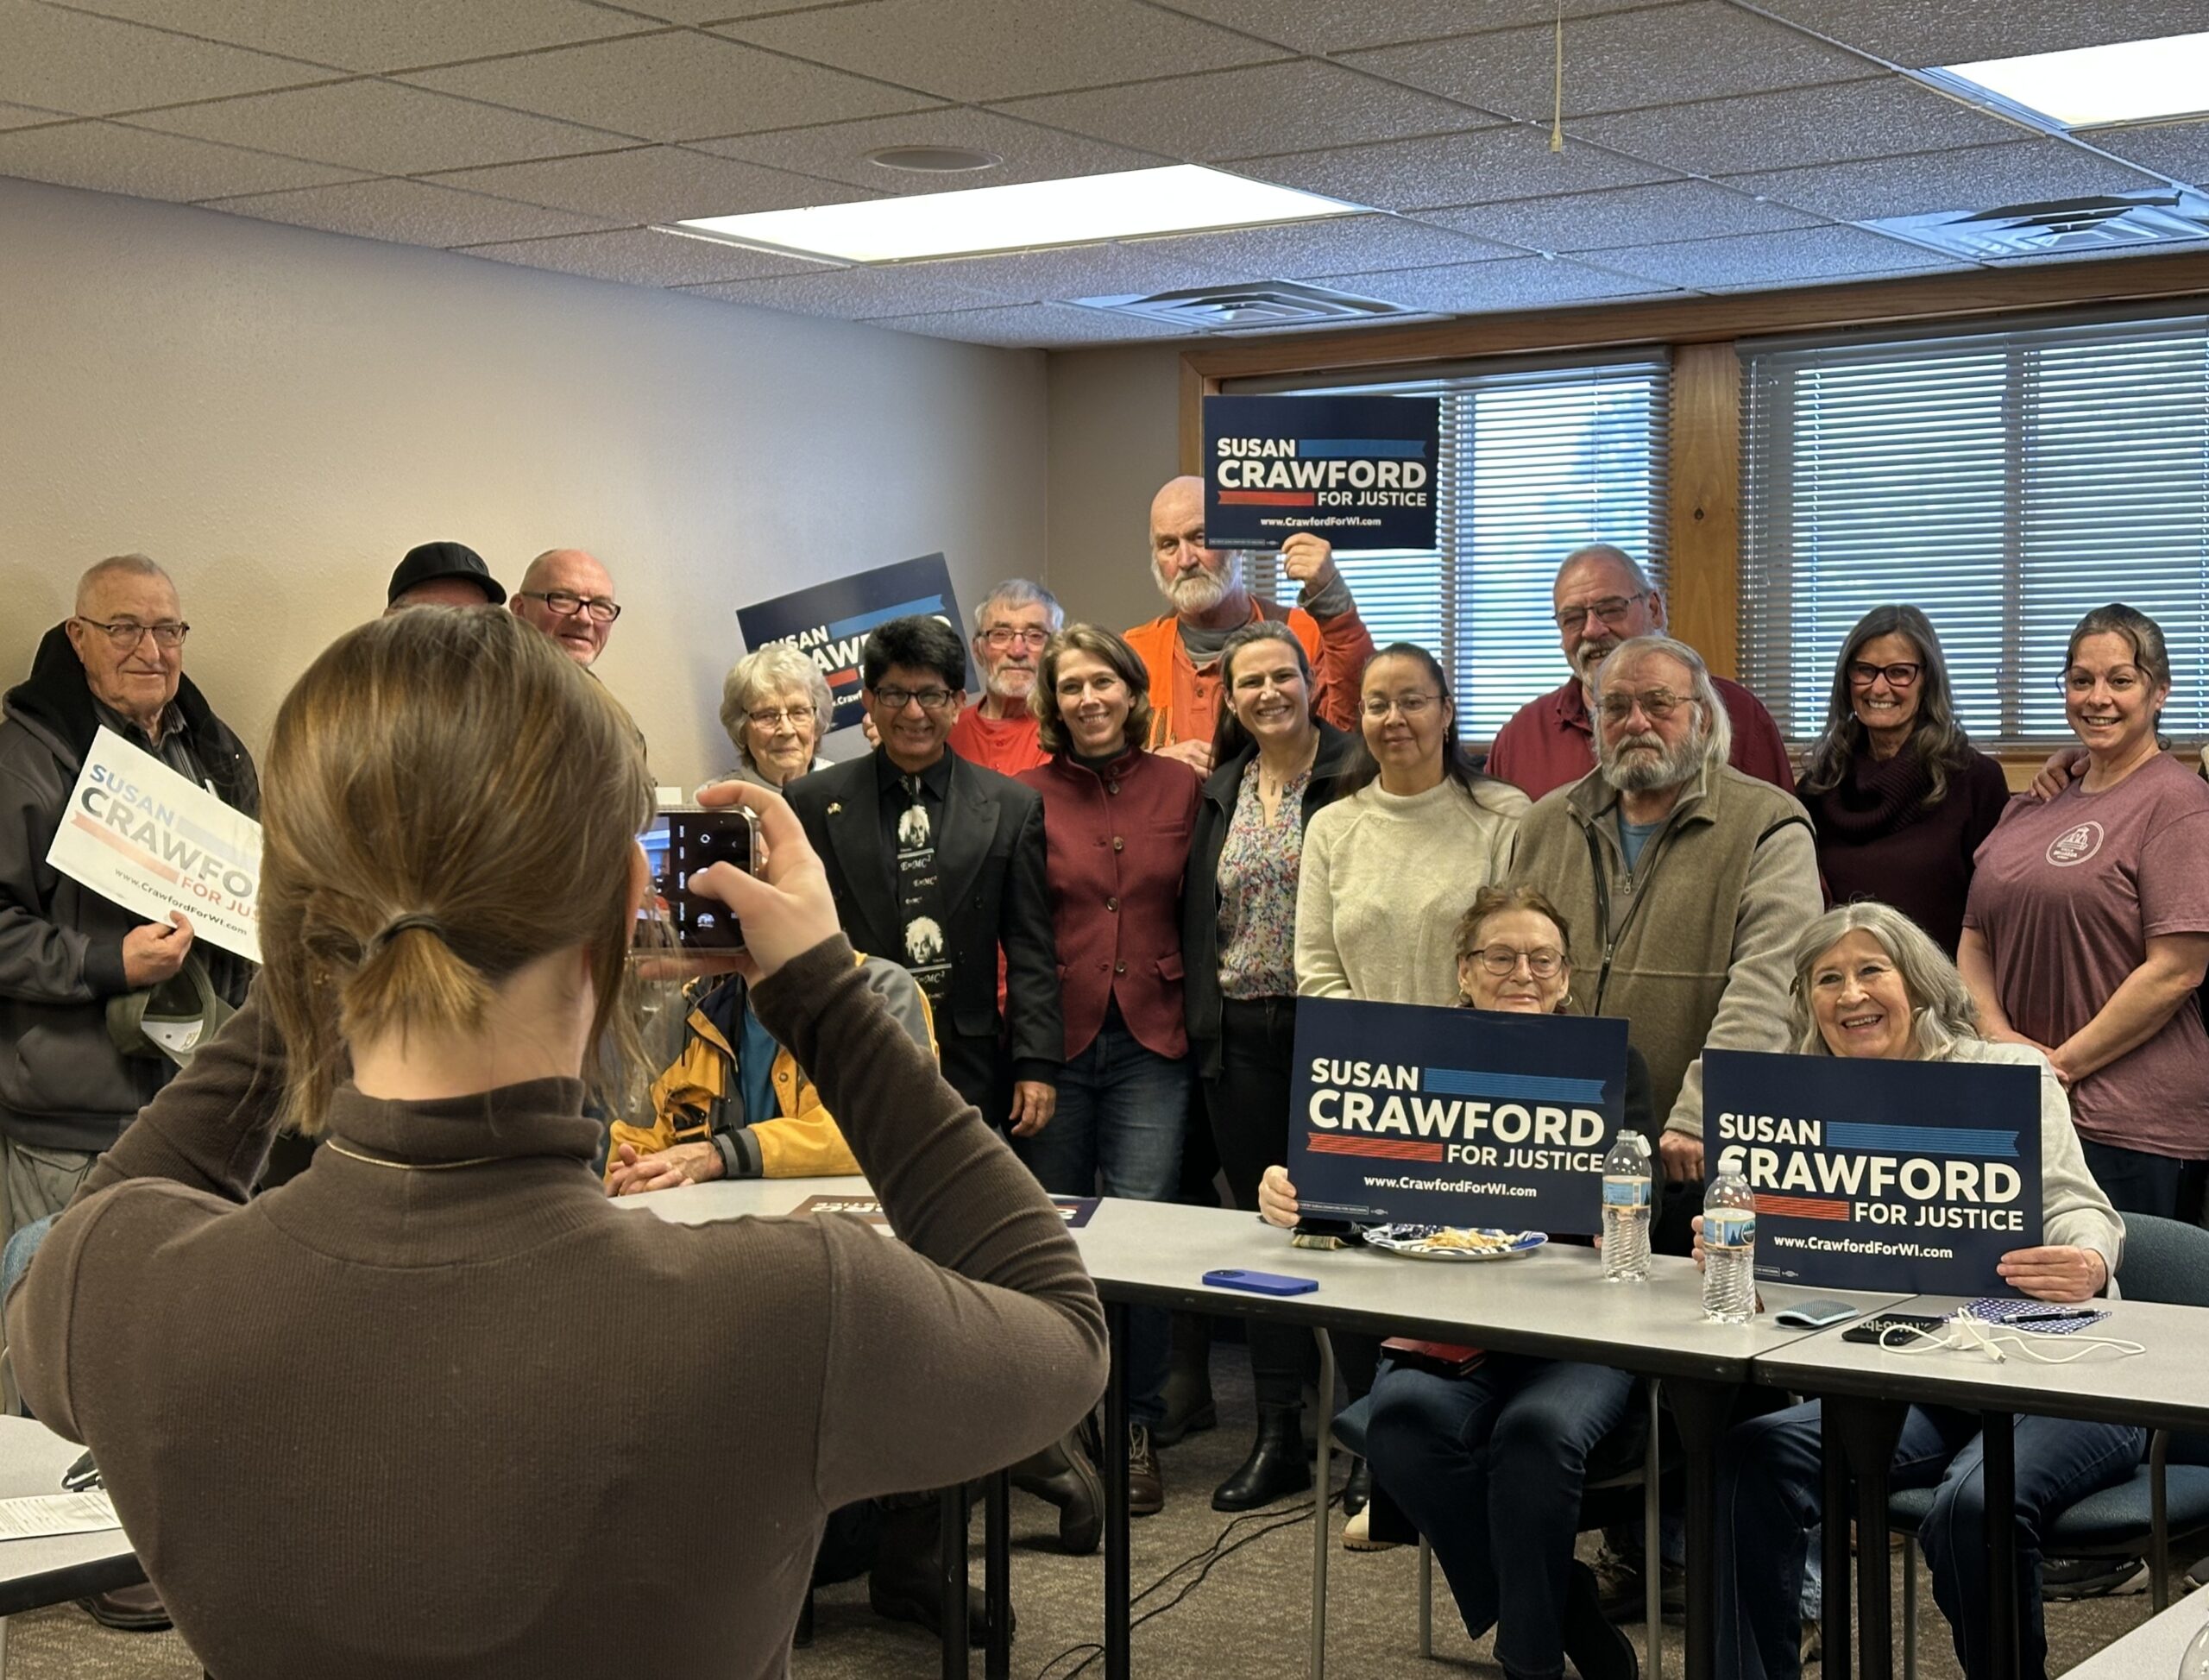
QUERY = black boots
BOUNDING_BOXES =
[866,1500,998,1647]
[1562,1558,1639,1680]
[1212,1406,1312,1511]
[1009,1428,1104,1554]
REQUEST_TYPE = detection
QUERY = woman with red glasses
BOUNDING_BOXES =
[1796,604,2010,955]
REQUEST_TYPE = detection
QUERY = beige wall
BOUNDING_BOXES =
[1041,344,1184,636]
[0,176,1049,790]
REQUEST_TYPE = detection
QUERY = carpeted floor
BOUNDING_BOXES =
[4,1346,2188,1677]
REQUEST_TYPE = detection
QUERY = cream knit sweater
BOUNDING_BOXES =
[1295,776,1532,1007]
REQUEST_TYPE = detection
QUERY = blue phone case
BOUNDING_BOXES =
[1203,1268,1319,1297]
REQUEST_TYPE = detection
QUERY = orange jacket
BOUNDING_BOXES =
[1124,596,1371,747]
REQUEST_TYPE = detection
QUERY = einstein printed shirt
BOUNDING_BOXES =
[1965,752,2209,1160]
[876,750,953,1004]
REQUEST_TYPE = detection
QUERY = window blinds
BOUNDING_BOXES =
[1232,356,1671,739]
[1740,311,2209,746]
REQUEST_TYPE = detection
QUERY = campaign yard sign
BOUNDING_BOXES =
[1704,1049,2043,1296]
[46,727,262,963]
[735,553,968,736]
[1288,997,1630,1234]
[1203,393,1441,552]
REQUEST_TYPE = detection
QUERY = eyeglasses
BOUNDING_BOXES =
[1597,687,1687,723]
[981,626,1051,651]
[76,617,188,651]
[1848,661,1922,689]
[873,686,957,714]
[748,705,815,727]
[1362,692,1441,719]
[1465,944,1565,978]
[1553,593,1646,632]
[519,589,621,623]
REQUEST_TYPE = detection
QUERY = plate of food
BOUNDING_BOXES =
[1363,1224,1546,1262]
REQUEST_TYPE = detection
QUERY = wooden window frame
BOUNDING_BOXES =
[1178,249,2209,784]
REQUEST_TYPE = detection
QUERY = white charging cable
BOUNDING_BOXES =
[1879,1308,2144,1366]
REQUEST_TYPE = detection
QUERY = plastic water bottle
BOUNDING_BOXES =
[1601,1131,1652,1282]
[1702,1167,1758,1325]
[2178,1615,2209,1677]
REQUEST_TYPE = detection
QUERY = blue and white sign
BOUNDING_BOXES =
[736,553,969,735]
[1705,1049,2044,1295]
[1289,997,1630,1234]
[1204,393,1441,552]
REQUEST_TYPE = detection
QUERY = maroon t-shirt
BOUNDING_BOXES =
[1964,752,2209,1161]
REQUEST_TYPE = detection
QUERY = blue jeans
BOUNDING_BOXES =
[1368,1356,1638,1680]
[1717,1400,2146,1680]
[1015,1010,1188,1428]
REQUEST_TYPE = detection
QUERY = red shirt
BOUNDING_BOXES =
[947,704,1048,776]
[1486,676,1797,802]
[1016,749,1200,1060]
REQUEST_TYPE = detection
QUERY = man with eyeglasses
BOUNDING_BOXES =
[947,580,1062,777]
[0,557,257,1467]
[1487,544,1793,801]
[511,549,620,667]
[1124,475,1374,777]
[787,615,1060,1145]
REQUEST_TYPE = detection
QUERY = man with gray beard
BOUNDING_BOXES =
[1123,475,1372,776]
[1511,634,1818,1213]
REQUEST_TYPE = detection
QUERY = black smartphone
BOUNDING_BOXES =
[640,806,761,949]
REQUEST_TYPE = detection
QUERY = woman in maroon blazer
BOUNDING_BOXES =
[1016,625,1200,1513]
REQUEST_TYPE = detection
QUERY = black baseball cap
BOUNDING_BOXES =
[387,541,506,607]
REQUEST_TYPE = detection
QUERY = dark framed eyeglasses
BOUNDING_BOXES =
[75,616,188,650]
[872,686,957,714]
[1847,660,1922,689]
[1465,944,1565,978]
[747,705,815,727]
[981,626,1051,651]
[520,589,620,623]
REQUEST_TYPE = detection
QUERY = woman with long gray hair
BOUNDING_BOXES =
[1797,605,2010,954]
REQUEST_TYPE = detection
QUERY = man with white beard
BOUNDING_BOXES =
[947,579,1061,776]
[1487,544,1792,801]
[1511,634,1818,1217]
[1123,475,1372,777]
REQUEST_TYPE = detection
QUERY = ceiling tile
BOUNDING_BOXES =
[1588,224,1960,287]
[1569,74,2032,175]
[425,144,873,223]
[1343,3,1879,123]
[908,240,1257,305]
[0,119,366,201]
[400,29,928,142]
[591,0,873,21]
[1753,0,2209,72]
[2079,120,2209,190]
[1300,254,1671,311]
[1123,213,1524,278]
[991,60,1494,163]
[131,80,624,174]
[201,177,623,247]
[1726,140,2169,223]
[1423,178,1824,250]
[717,0,1286,104]
[459,225,837,285]
[0,0,330,115]
[682,262,1014,318]
[1142,0,1652,56]
[0,102,73,129]
[865,301,1196,346]
[1237,123,1678,212]
[695,107,1160,193]
[42,0,656,74]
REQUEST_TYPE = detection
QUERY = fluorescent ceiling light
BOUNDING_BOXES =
[674,165,1363,264]
[1937,30,2209,128]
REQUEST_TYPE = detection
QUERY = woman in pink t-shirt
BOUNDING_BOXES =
[1960,603,2209,1221]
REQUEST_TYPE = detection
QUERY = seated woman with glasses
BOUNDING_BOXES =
[1260,885,1653,1680]
[720,643,834,789]
[5,606,1105,1677]
[1296,644,1530,1006]
[1796,606,2009,956]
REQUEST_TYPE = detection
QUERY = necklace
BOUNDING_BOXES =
[324,1137,501,1171]
[1256,736,1320,804]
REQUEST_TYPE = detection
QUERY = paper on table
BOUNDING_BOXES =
[0,1488,123,1541]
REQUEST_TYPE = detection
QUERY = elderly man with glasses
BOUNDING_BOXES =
[947,579,1062,777]
[511,548,621,667]
[1487,544,1794,801]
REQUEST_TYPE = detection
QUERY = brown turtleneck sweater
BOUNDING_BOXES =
[5,935,1106,1679]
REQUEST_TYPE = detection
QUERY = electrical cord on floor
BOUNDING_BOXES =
[1032,1488,1346,1680]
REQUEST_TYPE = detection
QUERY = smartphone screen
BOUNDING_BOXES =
[639,807,758,949]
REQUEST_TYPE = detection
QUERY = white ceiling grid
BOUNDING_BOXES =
[0,0,2200,347]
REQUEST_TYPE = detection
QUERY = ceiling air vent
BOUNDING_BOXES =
[1072,279,1419,330]
[1864,190,2209,259]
